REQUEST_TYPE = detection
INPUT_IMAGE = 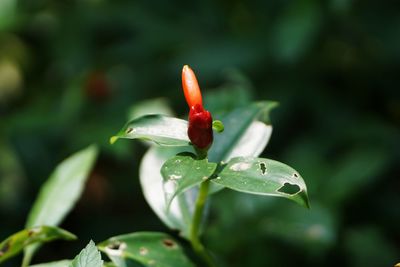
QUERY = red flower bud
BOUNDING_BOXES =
[188,104,213,149]
[182,65,213,150]
[182,65,202,108]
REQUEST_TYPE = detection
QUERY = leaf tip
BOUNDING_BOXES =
[66,232,78,241]
[305,198,311,209]
[109,136,118,145]
[299,190,311,209]
[269,101,280,109]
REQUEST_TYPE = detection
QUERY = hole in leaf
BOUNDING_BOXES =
[293,173,298,178]
[0,240,10,256]
[277,183,300,195]
[126,128,133,134]
[259,162,267,175]
[162,239,176,248]
[107,241,122,250]
[105,241,126,256]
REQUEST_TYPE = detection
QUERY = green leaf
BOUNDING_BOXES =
[24,145,98,265]
[30,260,71,267]
[208,101,277,163]
[140,146,195,237]
[224,121,273,160]
[98,232,195,267]
[211,157,309,208]
[139,102,277,236]
[0,226,76,264]
[110,115,189,146]
[161,154,217,209]
[69,240,103,267]
[208,102,276,194]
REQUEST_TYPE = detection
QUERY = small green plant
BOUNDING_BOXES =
[105,65,309,266]
[0,66,309,267]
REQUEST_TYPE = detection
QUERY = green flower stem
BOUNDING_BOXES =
[21,251,32,267]
[189,179,216,267]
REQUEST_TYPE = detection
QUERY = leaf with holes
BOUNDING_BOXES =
[140,146,196,238]
[208,101,276,194]
[24,145,98,265]
[0,226,76,264]
[98,232,195,267]
[212,157,309,208]
[138,102,277,236]
[70,240,103,267]
[161,153,217,210]
[110,115,190,146]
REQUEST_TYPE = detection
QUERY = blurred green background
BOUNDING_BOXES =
[1,0,399,266]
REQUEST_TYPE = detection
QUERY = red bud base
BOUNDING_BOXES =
[188,104,213,150]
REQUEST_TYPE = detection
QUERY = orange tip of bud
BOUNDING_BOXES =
[182,65,203,108]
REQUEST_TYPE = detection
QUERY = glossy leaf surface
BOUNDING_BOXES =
[212,157,309,208]
[98,232,194,267]
[110,115,189,146]
[139,102,277,235]
[140,146,195,237]
[0,226,76,264]
[208,102,275,194]
[208,101,277,163]
[161,153,217,209]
